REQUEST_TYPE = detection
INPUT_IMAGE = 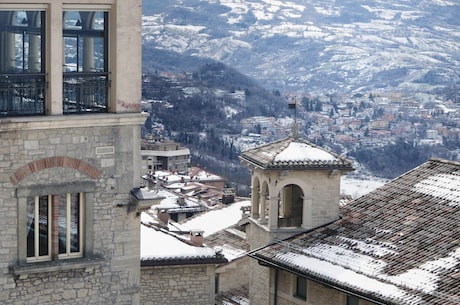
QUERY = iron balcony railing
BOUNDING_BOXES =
[63,72,109,114]
[0,72,109,116]
[0,73,46,116]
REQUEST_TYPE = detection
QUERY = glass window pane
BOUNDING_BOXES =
[62,11,108,114]
[38,195,49,256]
[70,193,81,253]
[26,197,35,257]
[0,10,45,116]
[63,11,81,30]
[58,194,67,254]
[0,11,44,73]
[63,11,107,73]
[63,36,81,72]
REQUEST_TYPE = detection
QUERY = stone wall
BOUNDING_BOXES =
[248,259,272,305]
[247,220,275,305]
[140,264,216,305]
[0,115,144,304]
[216,256,249,293]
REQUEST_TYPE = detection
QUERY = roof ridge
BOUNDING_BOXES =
[269,137,293,163]
[429,157,460,167]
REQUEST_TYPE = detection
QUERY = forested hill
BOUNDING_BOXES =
[142,62,289,191]
[142,61,288,135]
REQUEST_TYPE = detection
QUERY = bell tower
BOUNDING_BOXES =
[241,137,354,247]
[240,136,354,305]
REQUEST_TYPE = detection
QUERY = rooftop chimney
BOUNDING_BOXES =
[190,229,204,246]
[157,209,169,225]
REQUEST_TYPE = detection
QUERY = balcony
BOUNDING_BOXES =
[0,73,46,117]
[63,72,109,114]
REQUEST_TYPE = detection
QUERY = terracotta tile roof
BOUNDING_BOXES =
[239,137,353,170]
[249,158,460,305]
[205,227,250,261]
[140,213,227,266]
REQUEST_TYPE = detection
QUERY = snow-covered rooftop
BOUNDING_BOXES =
[250,158,460,304]
[140,212,223,264]
[150,188,203,211]
[180,200,251,236]
[274,142,336,162]
[240,137,353,170]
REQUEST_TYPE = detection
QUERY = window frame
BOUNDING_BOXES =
[62,10,110,114]
[57,192,84,259]
[26,192,85,262]
[17,182,95,265]
[62,10,108,73]
[26,195,52,262]
[294,275,307,300]
[0,9,47,116]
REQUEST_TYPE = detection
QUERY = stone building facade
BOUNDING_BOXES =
[141,265,217,305]
[0,1,144,304]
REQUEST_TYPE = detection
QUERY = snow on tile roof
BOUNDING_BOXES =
[214,244,247,261]
[274,251,414,303]
[274,142,336,162]
[413,171,460,206]
[153,188,203,210]
[240,137,353,170]
[206,228,250,262]
[189,166,224,181]
[140,212,221,263]
[250,158,460,304]
[180,200,251,236]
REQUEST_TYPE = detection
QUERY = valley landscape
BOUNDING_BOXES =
[140,0,460,192]
[142,0,460,94]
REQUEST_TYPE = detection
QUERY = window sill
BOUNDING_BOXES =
[10,255,105,279]
[294,296,307,301]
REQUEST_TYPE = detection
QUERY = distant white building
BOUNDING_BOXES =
[141,137,191,173]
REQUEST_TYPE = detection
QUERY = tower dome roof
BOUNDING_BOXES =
[240,137,354,171]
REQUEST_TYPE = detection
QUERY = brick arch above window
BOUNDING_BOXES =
[10,156,101,185]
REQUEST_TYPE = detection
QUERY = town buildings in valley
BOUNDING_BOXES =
[234,93,460,160]
[141,136,191,174]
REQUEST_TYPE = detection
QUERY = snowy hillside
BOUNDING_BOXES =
[142,0,460,94]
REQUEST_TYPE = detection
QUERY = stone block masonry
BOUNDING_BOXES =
[140,265,216,305]
[0,114,144,305]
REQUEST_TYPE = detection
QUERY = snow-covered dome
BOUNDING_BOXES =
[240,137,353,170]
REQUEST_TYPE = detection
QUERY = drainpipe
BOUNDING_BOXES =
[274,268,279,305]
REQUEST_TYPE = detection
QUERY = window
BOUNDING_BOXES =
[295,276,307,300]
[0,10,46,116]
[347,294,360,305]
[13,182,99,275]
[26,192,84,262]
[26,195,51,261]
[63,10,109,113]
